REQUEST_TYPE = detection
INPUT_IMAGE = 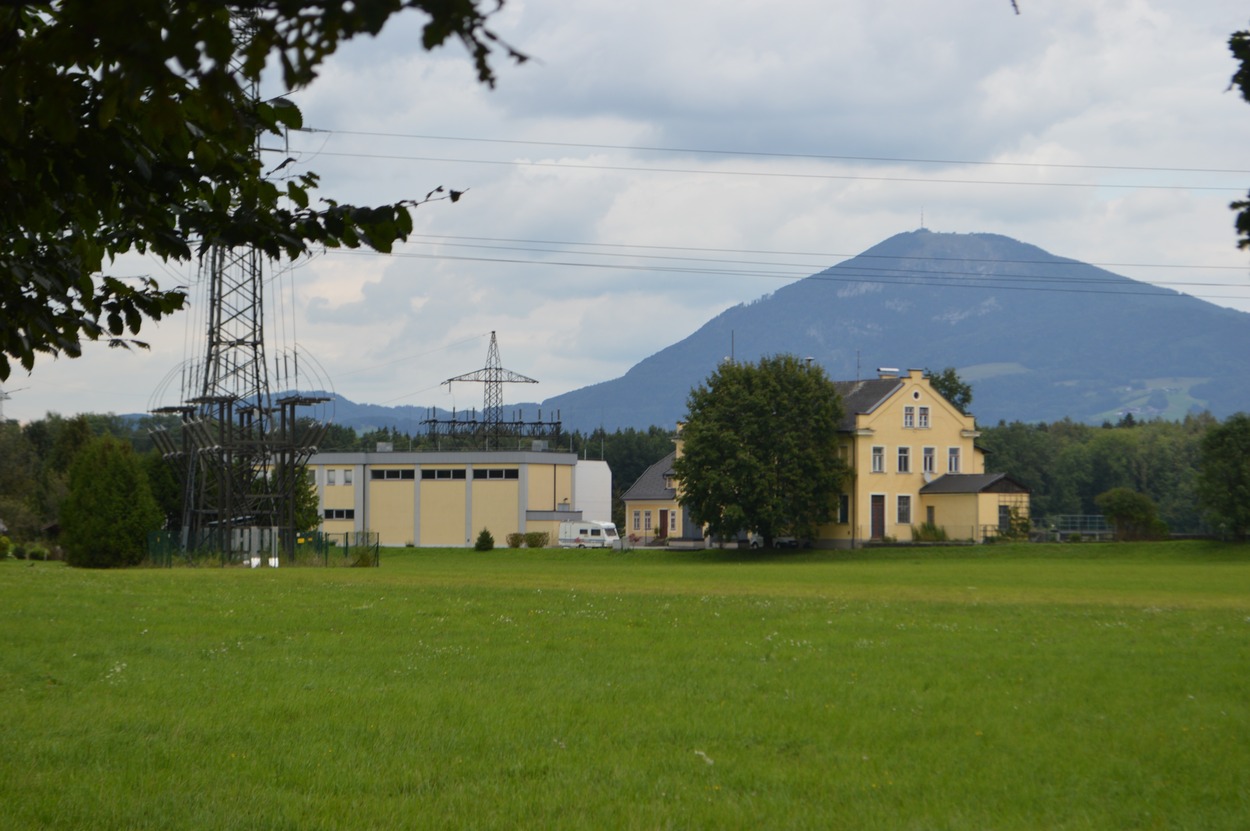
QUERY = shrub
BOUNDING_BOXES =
[912,522,949,542]
[0,535,10,559]
[474,528,494,551]
[27,544,48,561]
[524,531,549,549]
[1095,488,1168,541]
[505,533,525,548]
[12,543,27,560]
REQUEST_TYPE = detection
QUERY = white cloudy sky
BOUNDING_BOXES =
[7,0,1250,423]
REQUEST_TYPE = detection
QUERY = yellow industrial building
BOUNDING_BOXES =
[308,450,611,547]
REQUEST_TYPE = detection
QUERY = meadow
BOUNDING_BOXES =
[1,541,1247,829]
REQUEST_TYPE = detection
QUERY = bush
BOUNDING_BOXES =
[474,528,494,551]
[12,543,26,560]
[0,535,10,559]
[524,531,549,549]
[27,544,48,561]
[1095,488,1168,541]
[912,522,948,542]
[505,533,525,548]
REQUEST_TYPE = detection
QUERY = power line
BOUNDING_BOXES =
[403,233,1248,272]
[289,149,1247,193]
[322,247,1249,302]
[306,128,1250,177]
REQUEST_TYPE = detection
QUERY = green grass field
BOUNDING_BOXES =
[2,542,1247,829]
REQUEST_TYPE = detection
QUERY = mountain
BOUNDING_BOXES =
[539,230,1250,430]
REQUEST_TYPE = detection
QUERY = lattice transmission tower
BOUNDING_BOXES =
[423,331,561,449]
[149,12,328,562]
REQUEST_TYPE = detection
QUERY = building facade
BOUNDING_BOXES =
[309,451,609,547]
[624,368,1029,548]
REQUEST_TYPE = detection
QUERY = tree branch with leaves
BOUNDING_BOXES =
[0,0,523,380]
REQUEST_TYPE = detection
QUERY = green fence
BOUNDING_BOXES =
[147,529,380,567]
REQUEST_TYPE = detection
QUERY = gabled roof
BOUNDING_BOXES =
[621,451,677,502]
[832,378,904,429]
[919,472,1030,495]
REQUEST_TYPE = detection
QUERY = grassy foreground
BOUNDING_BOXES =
[2,541,1248,829]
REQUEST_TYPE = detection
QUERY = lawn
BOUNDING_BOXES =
[1,541,1247,829]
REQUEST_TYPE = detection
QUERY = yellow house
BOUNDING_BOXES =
[620,451,702,545]
[625,368,1029,548]
[309,450,609,547]
[822,368,1029,546]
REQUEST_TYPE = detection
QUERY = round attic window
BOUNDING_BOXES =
[913,390,921,400]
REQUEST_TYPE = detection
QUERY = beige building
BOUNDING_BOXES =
[625,368,1029,548]
[309,451,608,547]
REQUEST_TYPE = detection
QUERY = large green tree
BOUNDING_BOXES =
[674,355,847,547]
[0,0,521,380]
[61,436,164,567]
[1196,413,1250,539]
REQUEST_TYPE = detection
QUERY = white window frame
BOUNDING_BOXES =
[918,406,930,428]
[669,510,677,532]
[343,468,353,485]
[871,446,885,473]
[948,447,961,473]
[897,495,912,525]
[897,446,911,473]
[327,469,336,486]
[644,511,652,532]
[923,447,936,474]
[903,406,915,428]
[633,510,641,531]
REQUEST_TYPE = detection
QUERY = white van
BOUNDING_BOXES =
[558,520,621,549]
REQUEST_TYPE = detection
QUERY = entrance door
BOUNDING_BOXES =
[871,495,886,539]
[658,509,669,537]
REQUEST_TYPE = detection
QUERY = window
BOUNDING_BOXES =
[897,495,911,525]
[373,469,416,480]
[903,406,915,428]
[418,469,464,480]
[871,446,885,473]
[948,447,961,473]
[923,447,936,474]
[327,469,336,486]
[472,468,519,480]
[323,508,355,520]
[927,506,936,525]
[669,510,677,532]
[918,407,930,428]
[897,446,911,473]
[838,494,850,524]
[343,468,353,485]
[644,511,652,531]
[633,510,641,531]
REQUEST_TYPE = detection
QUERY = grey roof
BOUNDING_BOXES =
[621,451,677,502]
[832,378,904,430]
[920,473,1030,495]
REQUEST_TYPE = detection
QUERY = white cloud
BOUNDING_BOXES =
[10,0,1250,423]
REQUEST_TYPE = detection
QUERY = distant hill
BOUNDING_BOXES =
[539,230,1250,430]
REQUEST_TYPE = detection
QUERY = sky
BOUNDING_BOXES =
[6,0,1250,423]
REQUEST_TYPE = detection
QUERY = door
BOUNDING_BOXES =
[658,509,669,537]
[871,495,886,539]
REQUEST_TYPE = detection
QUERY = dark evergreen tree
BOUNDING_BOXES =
[61,437,163,567]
